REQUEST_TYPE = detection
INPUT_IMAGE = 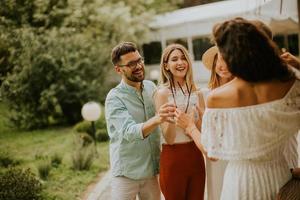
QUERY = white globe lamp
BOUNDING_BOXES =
[81,102,101,122]
[81,102,101,150]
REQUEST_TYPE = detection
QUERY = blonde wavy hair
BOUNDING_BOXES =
[158,43,197,91]
[207,54,220,89]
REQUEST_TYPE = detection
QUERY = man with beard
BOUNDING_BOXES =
[105,42,175,200]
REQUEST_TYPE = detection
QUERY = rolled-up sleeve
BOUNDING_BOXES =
[105,93,144,142]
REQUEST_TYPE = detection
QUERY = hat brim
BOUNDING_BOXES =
[202,46,218,70]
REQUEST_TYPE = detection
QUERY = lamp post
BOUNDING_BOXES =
[81,102,101,150]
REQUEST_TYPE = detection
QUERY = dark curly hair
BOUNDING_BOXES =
[212,18,293,82]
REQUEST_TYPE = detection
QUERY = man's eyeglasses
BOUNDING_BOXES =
[118,57,144,69]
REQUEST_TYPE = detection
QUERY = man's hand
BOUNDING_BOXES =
[157,102,176,124]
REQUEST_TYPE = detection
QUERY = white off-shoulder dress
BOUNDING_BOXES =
[201,80,300,200]
[201,88,228,200]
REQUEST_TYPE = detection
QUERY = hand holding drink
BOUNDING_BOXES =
[157,102,176,123]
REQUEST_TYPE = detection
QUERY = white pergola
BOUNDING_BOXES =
[147,0,299,85]
[150,0,298,40]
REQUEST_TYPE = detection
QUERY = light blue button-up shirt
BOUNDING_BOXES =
[105,80,160,180]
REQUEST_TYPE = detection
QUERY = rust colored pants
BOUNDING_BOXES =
[159,141,205,200]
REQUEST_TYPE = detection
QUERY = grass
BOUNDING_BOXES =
[0,102,109,200]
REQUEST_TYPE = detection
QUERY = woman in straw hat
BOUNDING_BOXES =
[174,17,299,199]
[154,43,206,200]
[202,46,233,91]
[201,45,233,200]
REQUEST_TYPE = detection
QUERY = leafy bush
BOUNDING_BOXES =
[79,133,94,147]
[37,161,51,180]
[96,129,109,142]
[1,28,109,129]
[95,117,107,130]
[71,145,95,171]
[0,168,42,200]
[0,153,20,168]
[74,121,92,134]
[50,153,62,168]
[74,117,109,142]
[74,117,107,134]
[34,153,48,161]
[1,0,180,130]
[71,133,96,171]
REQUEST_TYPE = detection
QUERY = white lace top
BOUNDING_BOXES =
[201,80,300,200]
[161,90,200,144]
[201,79,300,161]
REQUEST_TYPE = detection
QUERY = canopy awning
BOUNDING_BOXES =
[150,0,299,38]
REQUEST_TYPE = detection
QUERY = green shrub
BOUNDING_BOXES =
[73,117,108,142]
[0,153,20,168]
[0,168,42,200]
[34,153,48,161]
[74,120,92,134]
[1,29,110,129]
[37,161,51,180]
[95,117,107,130]
[50,153,62,168]
[0,0,181,130]
[71,145,95,171]
[96,129,109,142]
[0,155,13,168]
[79,133,94,147]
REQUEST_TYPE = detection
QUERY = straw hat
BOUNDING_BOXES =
[201,46,218,70]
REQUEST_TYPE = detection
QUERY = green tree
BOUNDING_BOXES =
[0,0,180,129]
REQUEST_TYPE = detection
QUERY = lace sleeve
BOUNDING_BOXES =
[201,106,300,160]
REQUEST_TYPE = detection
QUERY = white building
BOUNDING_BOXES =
[143,0,299,86]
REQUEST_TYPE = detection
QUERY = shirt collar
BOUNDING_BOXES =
[120,79,144,94]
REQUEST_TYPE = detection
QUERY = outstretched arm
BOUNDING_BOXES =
[142,102,176,138]
[105,93,175,142]
[153,88,177,144]
[174,109,217,161]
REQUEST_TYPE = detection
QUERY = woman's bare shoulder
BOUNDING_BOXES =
[206,84,240,108]
[154,86,170,98]
[156,86,169,94]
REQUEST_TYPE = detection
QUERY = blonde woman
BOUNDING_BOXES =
[154,44,206,200]
[204,46,233,91]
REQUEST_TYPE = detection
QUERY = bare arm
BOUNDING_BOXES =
[174,109,217,161]
[153,88,177,144]
[106,93,175,141]
[281,52,300,70]
[174,109,205,153]
[186,124,207,155]
[142,102,176,138]
[195,90,206,130]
